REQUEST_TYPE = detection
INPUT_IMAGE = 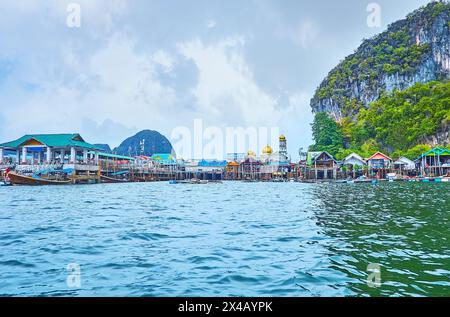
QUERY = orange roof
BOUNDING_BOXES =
[367,152,392,161]
[227,161,240,166]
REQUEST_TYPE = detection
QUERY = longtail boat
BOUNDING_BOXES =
[7,172,72,186]
[100,175,129,183]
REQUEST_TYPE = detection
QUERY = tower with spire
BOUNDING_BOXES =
[279,135,287,157]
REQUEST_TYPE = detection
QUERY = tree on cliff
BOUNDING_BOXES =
[309,112,345,156]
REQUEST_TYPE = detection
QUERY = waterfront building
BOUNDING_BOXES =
[92,151,134,172]
[394,156,416,172]
[240,150,262,180]
[0,133,98,165]
[366,152,392,169]
[0,133,139,183]
[151,153,177,166]
[341,153,367,178]
[226,161,240,180]
[197,160,227,171]
[342,153,366,167]
[366,152,393,179]
[260,151,291,179]
[183,159,227,180]
[150,153,179,176]
[260,145,273,162]
[259,136,292,180]
[417,147,450,177]
[306,151,338,180]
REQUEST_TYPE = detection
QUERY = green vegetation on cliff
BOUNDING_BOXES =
[316,28,431,104]
[311,1,450,118]
[311,81,450,160]
[310,112,345,155]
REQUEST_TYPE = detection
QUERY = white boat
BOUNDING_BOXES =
[386,173,398,181]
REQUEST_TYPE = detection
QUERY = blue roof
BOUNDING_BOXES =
[88,151,134,161]
[198,160,227,167]
[267,161,290,166]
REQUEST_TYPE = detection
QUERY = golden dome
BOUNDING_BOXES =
[247,150,256,157]
[262,145,273,155]
[279,135,286,141]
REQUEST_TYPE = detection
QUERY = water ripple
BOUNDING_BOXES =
[0,182,448,296]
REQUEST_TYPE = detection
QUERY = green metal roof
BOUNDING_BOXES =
[418,147,450,159]
[88,151,134,161]
[0,134,98,150]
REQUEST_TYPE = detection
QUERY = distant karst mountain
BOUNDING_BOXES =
[94,144,112,154]
[114,130,174,157]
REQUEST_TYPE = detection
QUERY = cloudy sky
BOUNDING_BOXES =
[0,0,433,158]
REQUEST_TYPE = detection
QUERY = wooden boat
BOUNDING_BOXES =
[207,180,223,184]
[100,175,129,183]
[8,172,72,186]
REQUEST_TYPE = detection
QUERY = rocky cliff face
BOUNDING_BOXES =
[311,1,450,121]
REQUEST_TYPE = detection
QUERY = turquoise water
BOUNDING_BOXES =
[0,182,449,297]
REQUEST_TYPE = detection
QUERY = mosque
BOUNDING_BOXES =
[237,135,292,180]
[260,135,292,178]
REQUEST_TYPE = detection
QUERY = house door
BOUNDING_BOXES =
[317,170,324,179]
[327,170,333,179]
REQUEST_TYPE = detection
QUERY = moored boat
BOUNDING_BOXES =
[0,180,11,186]
[8,172,72,186]
[100,175,130,183]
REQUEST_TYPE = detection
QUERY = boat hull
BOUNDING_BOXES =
[8,172,72,186]
[100,175,129,183]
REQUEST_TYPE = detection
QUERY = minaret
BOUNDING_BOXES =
[279,135,287,156]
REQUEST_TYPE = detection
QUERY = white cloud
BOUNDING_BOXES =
[152,50,175,73]
[178,36,283,127]
[81,118,136,146]
[0,33,179,146]
[276,20,320,49]
[0,0,127,29]
[296,21,319,49]
[206,20,217,29]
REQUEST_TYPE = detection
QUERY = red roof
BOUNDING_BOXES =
[367,152,392,161]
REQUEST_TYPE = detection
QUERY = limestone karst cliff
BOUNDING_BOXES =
[311,1,450,120]
[309,1,450,157]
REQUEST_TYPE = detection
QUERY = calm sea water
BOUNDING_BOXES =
[0,182,448,297]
